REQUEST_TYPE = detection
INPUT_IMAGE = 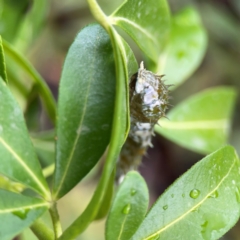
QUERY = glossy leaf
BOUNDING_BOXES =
[160,7,207,87]
[0,77,50,199]
[155,87,236,154]
[106,171,149,240]
[58,21,137,240]
[0,189,49,240]
[131,146,240,240]
[0,36,7,83]
[110,0,171,63]
[53,24,116,199]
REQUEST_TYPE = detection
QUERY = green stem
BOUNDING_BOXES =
[49,203,62,239]
[87,0,109,30]
[59,9,126,240]
[31,218,54,240]
[2,39,56,125]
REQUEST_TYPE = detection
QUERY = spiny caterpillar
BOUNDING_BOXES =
[116,61,171,182]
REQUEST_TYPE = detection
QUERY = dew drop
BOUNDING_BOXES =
[182,193,185,198]
[232,180,236,185]
[148,234,160,240]
[131,188,136,196]
[189,189,200,199]
[163,205,168,210]
[12,209,29,220]
[171,194,174,198]
[209,191,218,198]
[122,204,131,215]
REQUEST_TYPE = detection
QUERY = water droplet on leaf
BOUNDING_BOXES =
[131,188,136,196]
[209,191,218,198]
[122,204,131,215]
[148,234,160,240]
[163,205,168,210]
[190,189,200,199]
[12,209,29,220]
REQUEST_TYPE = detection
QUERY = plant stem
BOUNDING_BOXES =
[87,0,109,30]
[49,202,62,239]
[31,218,54,240]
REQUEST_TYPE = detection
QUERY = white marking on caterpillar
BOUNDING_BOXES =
[116,61,171,182]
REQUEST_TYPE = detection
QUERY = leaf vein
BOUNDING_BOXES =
[0,202,49,214]
[144,156,237,240]
[0,138,49,197]
[110,17,158,46]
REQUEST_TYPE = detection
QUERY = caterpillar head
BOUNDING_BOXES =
[130,61,170,123]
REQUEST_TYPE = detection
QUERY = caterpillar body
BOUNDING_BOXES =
[116,62,171,181]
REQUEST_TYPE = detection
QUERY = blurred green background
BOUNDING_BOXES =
[1,0,240,239]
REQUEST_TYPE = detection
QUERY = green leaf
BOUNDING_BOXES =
[14,0,49,52]
[0,189,49,240]
[110,0,171,63]
[155,87,237,154]
[106,171,149,240]
[53,24,116,199]
[58,1,138,237]
[58,25,138,240]
[131,146,240,240]
[160,7,207,88]
[32,137,55,167]
[0,77,50,199]
[0,36,7,83]
[0,0,30,42]
[2,39,56,124]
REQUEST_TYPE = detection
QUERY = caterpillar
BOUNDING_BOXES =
[116,61,171,182]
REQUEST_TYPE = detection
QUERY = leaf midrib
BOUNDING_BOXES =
[157,119,228,130]
[0,202,49,214]
[117,214,128,240]
[54,61,96,199]
[110,16,158,47]
[0,138,49,198]
[141,156,237,240]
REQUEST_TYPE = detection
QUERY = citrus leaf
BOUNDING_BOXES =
[160,7,207,88]
[131,146,240,240]
[0,77,50,199]
[0,36,7,83]
[110,0,171,63]
[155,87,237,154]
[58,24,138,240]
[0,189,49,240]
[106,171,149,240]
[53,24,116,199]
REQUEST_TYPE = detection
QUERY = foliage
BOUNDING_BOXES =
[0,0,239,239]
